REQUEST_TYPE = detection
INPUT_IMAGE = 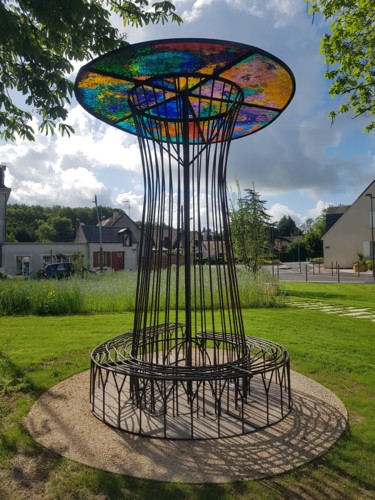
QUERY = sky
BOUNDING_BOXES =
[1,0,375,226]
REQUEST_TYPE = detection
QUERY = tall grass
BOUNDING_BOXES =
[0,268,284,316]
[0,279,83,316]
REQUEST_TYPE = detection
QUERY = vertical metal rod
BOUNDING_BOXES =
[182,91,192,368]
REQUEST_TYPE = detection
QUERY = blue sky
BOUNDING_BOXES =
[1,0,375,226]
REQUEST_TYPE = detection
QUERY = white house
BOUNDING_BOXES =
[323,180,375,268]
[0,163,140,277]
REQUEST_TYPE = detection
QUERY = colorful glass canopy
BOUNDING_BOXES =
[75,38,295,143]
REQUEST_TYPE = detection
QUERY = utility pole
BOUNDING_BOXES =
[93,195,103,272]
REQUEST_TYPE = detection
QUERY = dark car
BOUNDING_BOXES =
[42,262,74,279]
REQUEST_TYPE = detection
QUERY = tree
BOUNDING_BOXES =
[281,239,307,262]
[230,183,271,273]
[301,208,327,259]
[47,216,74,242]
[308,0,375,132]
[6,204,119,241]
[277,215,298,237]
[300,217,314,234]
[0,0,182,141]
[37,221,57,242]
[310,208,327,238]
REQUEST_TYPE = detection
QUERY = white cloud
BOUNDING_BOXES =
[308,199,331,219]
[181,0,214,22]
[1,104,143,207]
[268,202,304,225]
[115,191,144,220]
[265,0,299,27]
[55,105,141,173]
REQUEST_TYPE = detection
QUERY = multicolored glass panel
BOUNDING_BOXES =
[75,39,295,143]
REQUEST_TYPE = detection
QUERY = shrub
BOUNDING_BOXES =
[365,259,373,270]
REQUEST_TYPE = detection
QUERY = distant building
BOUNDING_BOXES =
[323,180,375,268]
[74,213,140,271]
[325,205,350,232]
[0,164,141,277]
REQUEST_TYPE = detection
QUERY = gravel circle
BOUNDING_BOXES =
[24,370,348,483]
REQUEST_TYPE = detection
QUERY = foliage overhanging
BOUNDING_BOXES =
[0,0,182,141]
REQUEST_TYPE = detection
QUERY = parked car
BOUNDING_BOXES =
[42,262,74,279]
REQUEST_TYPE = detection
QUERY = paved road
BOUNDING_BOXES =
[263,262,375,284]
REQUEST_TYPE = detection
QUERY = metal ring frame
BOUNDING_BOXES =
[89,72,292,439]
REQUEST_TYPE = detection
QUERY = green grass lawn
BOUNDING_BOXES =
[0,283,374,498]
[284,281,375,308]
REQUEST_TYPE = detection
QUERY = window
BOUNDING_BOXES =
[16,256,30,276]
[118,228,132,246]
[93,251,112,268]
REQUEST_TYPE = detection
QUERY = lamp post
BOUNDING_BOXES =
[365,193,375,282]
[93,195,103,272]
[297,227,301,273]
[269,224,276,278]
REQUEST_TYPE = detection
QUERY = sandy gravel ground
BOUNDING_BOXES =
[24,370,348,483]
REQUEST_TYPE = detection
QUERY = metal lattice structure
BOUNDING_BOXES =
[75,39,295,439]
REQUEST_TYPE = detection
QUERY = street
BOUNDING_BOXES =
[263,261,375,284]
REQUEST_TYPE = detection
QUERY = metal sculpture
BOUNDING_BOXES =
[75,39,295,439]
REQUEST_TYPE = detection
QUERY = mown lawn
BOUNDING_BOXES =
[0,282,374,498]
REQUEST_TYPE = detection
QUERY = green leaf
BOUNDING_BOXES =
[0,0,183,141]
[307,0,375,132]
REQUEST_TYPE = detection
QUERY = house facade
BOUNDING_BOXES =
[2,215,140,277]
[2,242,87,277]
[0,163,140,277]
[74,214,140,272]
[323,180,375,268]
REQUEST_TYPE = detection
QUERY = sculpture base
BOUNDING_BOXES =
[90,330,291,440]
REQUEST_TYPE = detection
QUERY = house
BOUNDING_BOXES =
[0,163,141,277]
[2,214,140,277]
[152,227,225,264]
[325,205,350,232]
[74,214,140,272]
[323,180,375,268]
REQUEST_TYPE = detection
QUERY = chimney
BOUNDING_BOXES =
[112,210,120,224]
[0,162,6,187]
